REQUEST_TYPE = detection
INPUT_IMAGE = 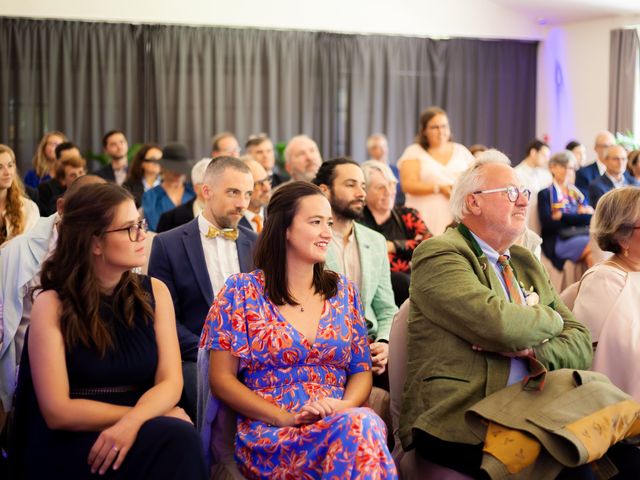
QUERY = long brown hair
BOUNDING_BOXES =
[415,106,449,150]
[0,144,27,244]
[37,183,154,356]
[127,143,161,183]
[254,181,338,305]
[32,131,67,177]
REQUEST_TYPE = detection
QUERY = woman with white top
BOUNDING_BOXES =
[573,187,640,401]
[397,107,474,235]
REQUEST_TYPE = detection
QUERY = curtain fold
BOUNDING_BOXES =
[0,17,538,173]
[0,18,144,169]
[609,28,640,136]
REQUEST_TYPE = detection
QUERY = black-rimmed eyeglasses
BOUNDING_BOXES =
[472,185,531,202]
[104,219,148,242]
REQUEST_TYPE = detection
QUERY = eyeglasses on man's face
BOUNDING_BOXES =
[472,185,531,203]
[104,219,148,242]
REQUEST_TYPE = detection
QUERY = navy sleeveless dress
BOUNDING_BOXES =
[11,275,207,479]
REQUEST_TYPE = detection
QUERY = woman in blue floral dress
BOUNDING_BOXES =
[200,181,397,479]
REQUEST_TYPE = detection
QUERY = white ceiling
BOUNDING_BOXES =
[492,0,640,25]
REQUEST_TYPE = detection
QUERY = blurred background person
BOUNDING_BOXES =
[468,144,488,158]
[283,135,323,183]
[95,130,129,185]
[359,160,431,305]
[538,151,593,271]
[240,156,271,233]
[245,133,287,187]
[514,139,552,194]
[0,145,39,247]
[142,144,195,232]
[23,131,67,189]
[398,107,474,235]
[37,146,86,217]
[156,158,209,234]
[123,144,162,208]
[566,140,588,169]
[367,133,404,206]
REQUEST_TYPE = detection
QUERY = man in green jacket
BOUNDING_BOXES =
[314,158,398,385]
[400,160,593,476]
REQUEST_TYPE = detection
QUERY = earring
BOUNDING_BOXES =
[624,248,629,258]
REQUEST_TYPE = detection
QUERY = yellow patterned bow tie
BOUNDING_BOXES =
[205,225,239,241]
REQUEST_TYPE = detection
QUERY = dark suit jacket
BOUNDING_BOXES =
[537,187,592,270]
[148,219,257,361]
[94,164,116,183]
[238,216,252,232]
[588,174,639,209]
[24,185,39,205]
[37,178,65,216]
[576,163,635,203]
[156,198,196,233]
[575,163,600,200]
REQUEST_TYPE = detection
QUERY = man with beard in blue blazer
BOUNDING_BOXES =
[149,156,257,421]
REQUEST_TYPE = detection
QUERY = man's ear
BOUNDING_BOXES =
[466,193,481,216]
[318,184,330,198]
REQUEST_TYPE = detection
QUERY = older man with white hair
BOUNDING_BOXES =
[400,159,594,477]
[283,134,323,182]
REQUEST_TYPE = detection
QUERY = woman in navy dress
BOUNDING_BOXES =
[12,183,207,479]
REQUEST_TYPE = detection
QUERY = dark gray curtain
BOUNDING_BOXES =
[609,28,640,135]
[0,17,538,174]
[0,18,145,173]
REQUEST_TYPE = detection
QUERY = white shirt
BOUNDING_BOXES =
[197,214,241,297]
[330,225,362,290]
[514,162,552,193]
[243,208,265,233]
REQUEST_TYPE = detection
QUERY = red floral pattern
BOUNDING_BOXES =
[200,271,397,479]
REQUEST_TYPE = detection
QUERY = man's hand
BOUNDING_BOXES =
[370,342,389,375]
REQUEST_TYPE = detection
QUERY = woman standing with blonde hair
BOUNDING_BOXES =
[398,107,474,235]
[0,144,39,247]
[23,131,67,188]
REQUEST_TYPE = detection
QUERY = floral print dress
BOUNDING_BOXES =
[200,271,397,479]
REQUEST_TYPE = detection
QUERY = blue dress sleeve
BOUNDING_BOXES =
[345,279,372,375]
[199,273,251,361]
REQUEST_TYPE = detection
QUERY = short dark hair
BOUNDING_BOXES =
[245,134,271,150]
[203,156,250,184]
[211,132,236,153]
[525,139,550,157]
[312,157,360,190]
[102,129,126,148]
[565,140,582,151]
[254,181,338,306]
[55,142,78,160]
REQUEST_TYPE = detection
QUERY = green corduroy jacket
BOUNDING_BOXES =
[400,225,593,448]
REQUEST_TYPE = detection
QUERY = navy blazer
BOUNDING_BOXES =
[148,219,257,361]
[156,198,196,233]
[588,174,639,209]
[575,163,600,200]
[576,163,634,203]
[537,187,592,271]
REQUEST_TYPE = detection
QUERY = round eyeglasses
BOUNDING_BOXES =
[103,219,148,242]
[472,185,531,203]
